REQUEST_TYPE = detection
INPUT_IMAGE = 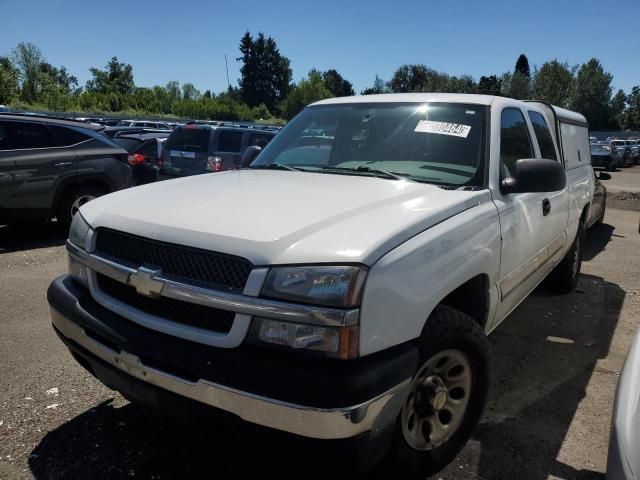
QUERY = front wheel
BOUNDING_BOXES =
[389,305,491,478]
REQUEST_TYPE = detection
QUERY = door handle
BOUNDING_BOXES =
[542,198,551,216]
[53,161,73,168]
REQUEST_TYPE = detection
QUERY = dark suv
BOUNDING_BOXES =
[0,114,132,228]
[161,124,276,176]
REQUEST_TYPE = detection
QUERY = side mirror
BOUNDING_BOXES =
[240,145,262,168]
[501,158,566,194]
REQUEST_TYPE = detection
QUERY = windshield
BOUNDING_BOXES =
[251,103,487,187]
[612,141,625,146]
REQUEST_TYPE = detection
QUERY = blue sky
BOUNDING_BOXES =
[1,0,639,96]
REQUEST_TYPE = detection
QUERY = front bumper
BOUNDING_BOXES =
[48,275,416,441]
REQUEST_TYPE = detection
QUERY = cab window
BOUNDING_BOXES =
[500,108,533,177]
[527,111,557,161]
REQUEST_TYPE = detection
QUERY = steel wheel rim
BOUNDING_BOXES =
[70,195,96,217]
[401,349,473,451]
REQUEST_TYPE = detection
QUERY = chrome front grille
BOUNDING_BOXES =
[94,228,253,292]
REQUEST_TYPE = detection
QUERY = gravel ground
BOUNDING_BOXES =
[0,208,639,480]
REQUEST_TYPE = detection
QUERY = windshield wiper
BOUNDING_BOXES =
[317,165,415,182]
[251,163,304,172]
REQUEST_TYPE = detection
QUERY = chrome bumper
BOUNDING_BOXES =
[52,307,411,440]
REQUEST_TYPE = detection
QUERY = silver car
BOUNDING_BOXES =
[607,328,640,479]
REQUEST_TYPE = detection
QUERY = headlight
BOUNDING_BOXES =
[68,213,91,250]
[261,265,367,307]
[248,317,359,359]
[603,146,610,151]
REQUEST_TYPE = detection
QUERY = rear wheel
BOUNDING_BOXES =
[57,185,104,231]
[548,221,584,294]
[389,305,490,478]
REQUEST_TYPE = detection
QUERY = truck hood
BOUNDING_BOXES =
[81,170,485,266]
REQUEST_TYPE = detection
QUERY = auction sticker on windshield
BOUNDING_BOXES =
[415,120,471,138]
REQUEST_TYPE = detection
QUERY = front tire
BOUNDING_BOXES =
[389,305,491,478]
[548,221,584,293]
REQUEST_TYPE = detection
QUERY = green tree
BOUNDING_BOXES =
[532,60,575,108]
[609,89,626,129]
[86,57,134,95]
[624,86,640,130]
[203,89,212,99]
[509,72,530,99]
[322,69,354,97]
[477,75,502,95]
[11,42,44,103]
[182,82,201,100]
[572,58,613,130]
[237,31,292,113]
[515,54,530,78]
[165,81,181,101]
[361,75,387,95]
[0,56,19,104]
[446,75,477,93]
[388,65,450,92]
[280,70,332,120]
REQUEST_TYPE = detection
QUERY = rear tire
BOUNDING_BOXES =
[56,185,104,231]
[389,305,490,478]
[596,198,606,226]
[548,221,584,294]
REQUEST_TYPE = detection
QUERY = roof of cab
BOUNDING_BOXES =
[310,93,497,106]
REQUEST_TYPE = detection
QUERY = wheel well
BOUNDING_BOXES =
[580,203,590,225]
[439,274,490,329]
[53,179,110,212]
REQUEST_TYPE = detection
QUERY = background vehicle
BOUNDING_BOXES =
[611,140,633,166]
[103,126,172,138]
[607,328,640,480]
[113,132,170,185]
[591,141,619,171]
[117,119,172,129]
[0,114,131,228]
[161,124,276,176]
[587,170,606,228]
[0,105,9,113]
[48,94,593,477]
[625,139,639,165]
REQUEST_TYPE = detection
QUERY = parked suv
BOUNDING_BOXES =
[590,141,619,171]
[0,114,132,228]
[161,124,276,176]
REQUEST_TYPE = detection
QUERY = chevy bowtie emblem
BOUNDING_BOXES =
[128,266,164,297]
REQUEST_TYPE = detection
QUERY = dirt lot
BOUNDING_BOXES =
[1,192,639,479]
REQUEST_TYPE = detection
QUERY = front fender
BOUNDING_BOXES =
[359,198,501,356]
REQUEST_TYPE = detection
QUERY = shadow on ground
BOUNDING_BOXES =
[584,223,614,261]
[0,221,66,253]
[29,235,624,480]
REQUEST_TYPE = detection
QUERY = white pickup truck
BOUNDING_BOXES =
[48,93,594,476]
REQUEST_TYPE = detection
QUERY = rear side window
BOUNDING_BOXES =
[248,133,273,148]
[113,137,143,153]
[500,108,533,176]
[164,127,211,153]
[218,131,243,152]
[527,111,557,161]
[50,125,92,147]
[0,121,56,150]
